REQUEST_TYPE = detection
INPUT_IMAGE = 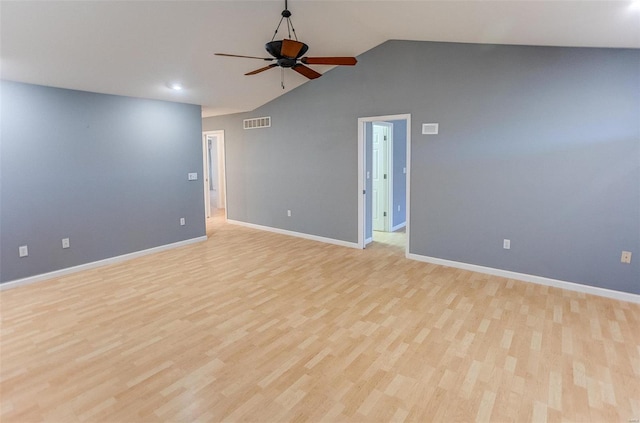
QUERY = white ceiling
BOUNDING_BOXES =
[2,1,639,117]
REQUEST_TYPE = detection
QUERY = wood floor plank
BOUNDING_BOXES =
[1,211,639,422]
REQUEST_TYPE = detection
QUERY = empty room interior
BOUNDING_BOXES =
[1,1,639,422]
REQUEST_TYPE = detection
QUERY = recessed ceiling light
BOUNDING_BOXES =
[168,83,183,91]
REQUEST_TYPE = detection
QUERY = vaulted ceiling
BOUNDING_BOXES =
[2,1,639,117]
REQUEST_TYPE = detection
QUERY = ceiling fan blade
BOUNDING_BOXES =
[292,64,322,80]
[301,57,358,66]
[215,53,273,61]
[281,39,305,59]
[245,64,278,76]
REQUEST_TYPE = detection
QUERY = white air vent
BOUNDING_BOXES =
[422,123,439,135]
[243,116,271,129]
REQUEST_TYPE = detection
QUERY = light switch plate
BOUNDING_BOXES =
[188,172,198,181]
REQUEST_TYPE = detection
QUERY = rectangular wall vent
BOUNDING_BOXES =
[422,123,439,135]
[243,116,271,129]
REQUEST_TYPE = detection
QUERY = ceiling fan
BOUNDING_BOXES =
[215,0,357,87]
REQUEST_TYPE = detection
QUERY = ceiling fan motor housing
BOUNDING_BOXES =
[277,58,297,68]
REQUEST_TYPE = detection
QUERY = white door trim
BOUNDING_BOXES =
[202,130,227,221]
[357,114,411,256]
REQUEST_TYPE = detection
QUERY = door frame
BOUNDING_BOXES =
[202,130,227,221]
[357,114,411,255]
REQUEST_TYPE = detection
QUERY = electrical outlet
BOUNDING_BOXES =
[19,245,28,257]
[621,251,632,264]
[287,210,292,217]
[503,239,511,250]
[398,205,401,211]
[62,238,70,249]
[180,218,185,226]
[187,173,198,181]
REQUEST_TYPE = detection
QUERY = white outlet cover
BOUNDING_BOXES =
[180,218,186,226]
[19,245,28,257]
[62,238,70,249]
[188,172,198,181]
[503,239,511,249]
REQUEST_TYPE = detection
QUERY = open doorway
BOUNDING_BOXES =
[357,114,411,254]
[202,130,227,225]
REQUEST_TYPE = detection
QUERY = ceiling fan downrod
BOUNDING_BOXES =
[271,0,298,41]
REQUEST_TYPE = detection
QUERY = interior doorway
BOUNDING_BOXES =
[357,114,411,254]
[202,130,227,221]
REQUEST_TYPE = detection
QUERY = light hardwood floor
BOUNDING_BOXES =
[372,228,406,249]
[1,213,639,422]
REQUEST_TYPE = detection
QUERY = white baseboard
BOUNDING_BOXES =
[227,219,359,249]
[0,236,208,291]
[407,253,640,304]
[391,221,406,232]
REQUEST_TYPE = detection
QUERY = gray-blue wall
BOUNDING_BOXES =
[1,81,205,283]
[203,40,640,295]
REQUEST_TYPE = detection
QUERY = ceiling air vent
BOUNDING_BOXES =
[243,116,271,130]
[422,123,439,135]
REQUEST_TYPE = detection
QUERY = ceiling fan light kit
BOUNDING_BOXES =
[215,0,357,87]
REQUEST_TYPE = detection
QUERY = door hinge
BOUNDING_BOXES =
[383,174,387,179]
[363,190,366,194]
[383,212,387,217]
[384,135,387,141]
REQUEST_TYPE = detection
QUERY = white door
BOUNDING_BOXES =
[372,123,390,231]
[203,135,211,218]
[208,136,218,210]
[216,137,226,209]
